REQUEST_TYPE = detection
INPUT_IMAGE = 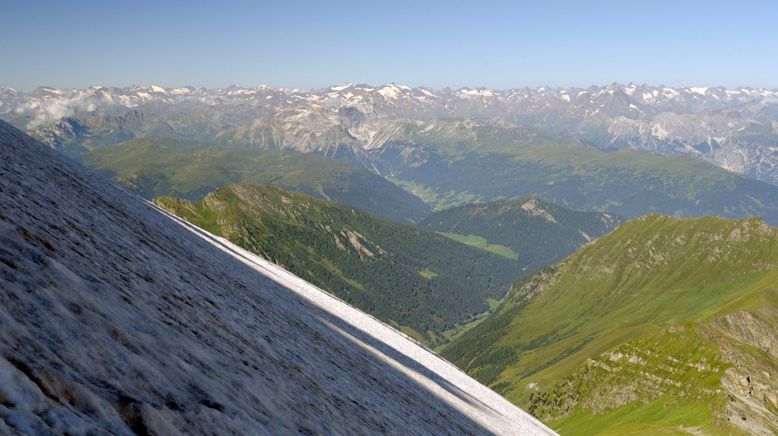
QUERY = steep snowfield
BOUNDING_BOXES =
[0,120,552,434]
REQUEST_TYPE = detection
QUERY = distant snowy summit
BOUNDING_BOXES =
[2,83,778,186]
[3,83,776,125]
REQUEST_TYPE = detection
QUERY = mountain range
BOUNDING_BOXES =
[370,119,778,224]
[4,85,778,227]
[2,83,777,186]
[3,82,778,433]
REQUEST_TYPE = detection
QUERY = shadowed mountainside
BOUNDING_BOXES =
[419,196,622,271]
[155,184,517,346]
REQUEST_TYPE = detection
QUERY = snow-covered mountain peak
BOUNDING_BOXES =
[2,83,778,185]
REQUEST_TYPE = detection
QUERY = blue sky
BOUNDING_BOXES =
[2,0,777,90]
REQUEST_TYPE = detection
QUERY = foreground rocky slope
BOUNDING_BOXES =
[0,120,552,434]
[7,84,778,225]
[444,214,778,434]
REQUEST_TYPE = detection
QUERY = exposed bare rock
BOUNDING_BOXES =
[714,307,778,435]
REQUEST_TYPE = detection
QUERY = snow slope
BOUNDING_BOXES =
[0,119,553,434]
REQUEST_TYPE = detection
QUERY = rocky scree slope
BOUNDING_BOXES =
[0,119,553,434]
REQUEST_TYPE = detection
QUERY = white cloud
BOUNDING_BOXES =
[28,100,73,128]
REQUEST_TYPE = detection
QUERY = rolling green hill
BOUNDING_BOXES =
[418,196,623,271]
[443,214,778,434]
[374,120,778,224]
[82,137,431,223]
[155,184,518,346]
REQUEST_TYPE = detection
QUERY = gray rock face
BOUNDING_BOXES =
[0,120,553,434]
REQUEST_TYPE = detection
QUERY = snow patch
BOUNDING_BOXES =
[331,83,353,92]
[689,87,709,95]
[378,85,401,99]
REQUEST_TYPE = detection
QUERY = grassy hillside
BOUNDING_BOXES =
[419,196,623,271]
[82,137,431,223]
[443,214,778,434]
[155,184,518,346]
[373,120,778,225]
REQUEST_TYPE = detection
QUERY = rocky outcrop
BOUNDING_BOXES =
[713,306,778,435]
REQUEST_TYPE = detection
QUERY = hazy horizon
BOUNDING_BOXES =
[5,81,778,93]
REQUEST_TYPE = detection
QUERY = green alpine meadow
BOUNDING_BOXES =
[443,214,778,434]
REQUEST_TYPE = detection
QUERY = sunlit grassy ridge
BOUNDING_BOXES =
[443,214,778,434]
